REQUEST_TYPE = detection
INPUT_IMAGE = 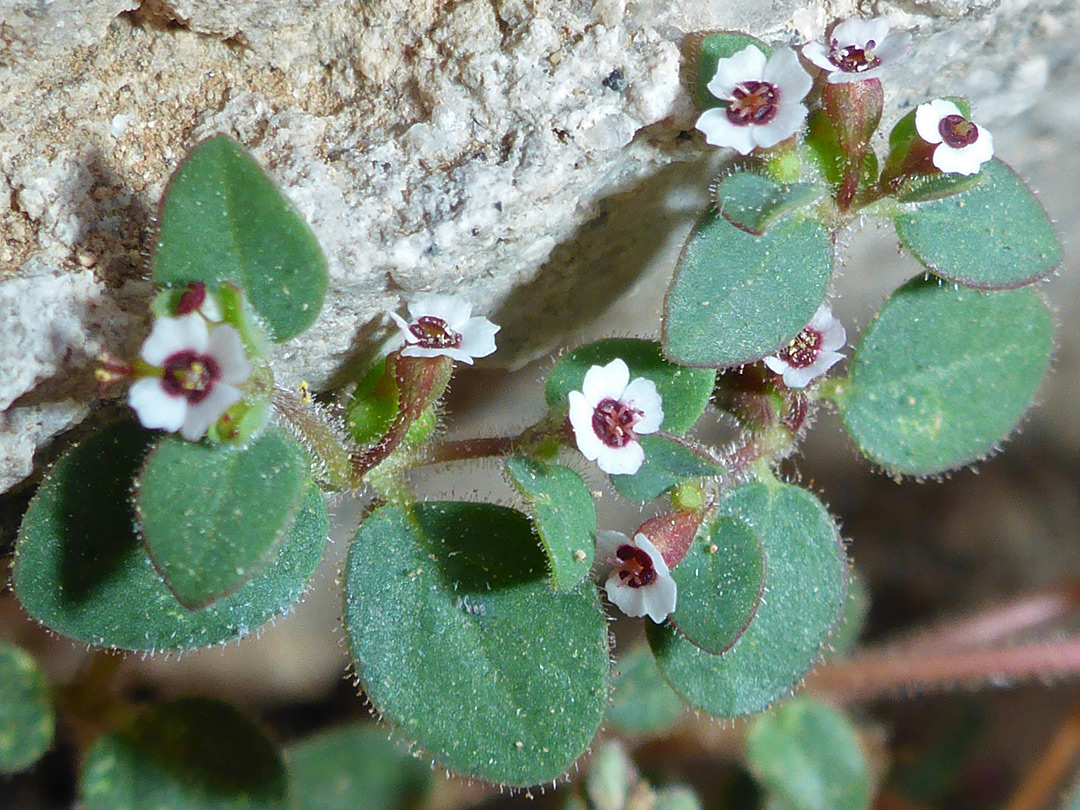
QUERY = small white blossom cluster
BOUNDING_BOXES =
[596,530,677,623]
[695,18,993,175]
[389,293,499,365]
[764,305,847,389]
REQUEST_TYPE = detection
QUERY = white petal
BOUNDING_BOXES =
[781,365,820,389]
[140,314,208,367]
[634,533,670,577]
[207,325,252,385]
[753,102,807,149]
[764,48,812,103]
[801,41,836,72]
[763,354,790,375]
[595,530,629,566]
[457,316,500,360]
[915,100,960,144]
[407,293,473,329]
[622,377,663,434]
[832,17,890,49]
[874,32,912,64]
[827,66,885,84]
[596,441,645,476]
[695,108,758,154]
[180,383,242,441]
[581,359,630,408]
[706,44,767,99]
[569,390,607,461]
[606,572,649,618]
[199,293,224,322]
[128,377,187,433]
[932,141,989,176]
[400,344,474,363]
[389,310,417,343]
[641,574,678,623]
[967,127,994,163]
[819,318,848,353]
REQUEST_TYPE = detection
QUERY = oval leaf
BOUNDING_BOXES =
[505,456,596,591]
[15,421,328,652]
[610,434,725,502]
[648,482,847,717]
[0,642,55,774]
[545,339,715,435]
[893,159,1062,289]
[746,697,871,810]
[606,647,685,735]
[669,514,764,655]
[663,211,833,368]
[136,429,310,609]
[153,135,328,342]
[343,502,609,787]
[81,698,287,810]
[716,173,824,235]
[286,723,432,810]
[836,277,1054,476]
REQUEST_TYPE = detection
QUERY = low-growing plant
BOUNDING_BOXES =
[3,18,1073,810]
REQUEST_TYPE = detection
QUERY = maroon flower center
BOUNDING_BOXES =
[592,398,642,448]
[615,544,656,588]
[175,282,207,316]
[938,114,979,149]
[829,40,881,73]
[162,350,221,404]
[778,327,823,369]
[726,81,780,126]
[409,316,463,350]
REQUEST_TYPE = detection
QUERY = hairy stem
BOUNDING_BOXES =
[1004,694,1080,810]
[272,386,353,490]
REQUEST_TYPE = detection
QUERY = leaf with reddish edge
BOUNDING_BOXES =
[610,434,725,502]
[637,510,702,571]
[822,79,883,210]
[351,352,453,477]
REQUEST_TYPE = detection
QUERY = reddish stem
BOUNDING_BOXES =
[1003,693,1080,810]
[426,435,520,464]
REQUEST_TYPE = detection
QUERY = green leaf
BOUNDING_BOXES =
[545,339,715,434]
[746,697,871,810]
[82,698,287,810]
[655,786,705,810]
[610,434,725,501]
[835,277,1054,476]
[695,33,771,110]
[505,456,596,591]
[586,741,635,810]
[663,210,833,368]
[0,642,54,774]
[136,428,310,609]
[153,135,328,342]
[827,567,870,658]
[893,159,1062,289]
[648,482,847,717]
[804,110,878,191]
[669,514,764,655]
[285,723,432,810]
[15,421,328,652]
[606,647,685,735]
[345,357,398,446]
[343,502,609,787]
[894,170,986,204]
[715,173,824,235]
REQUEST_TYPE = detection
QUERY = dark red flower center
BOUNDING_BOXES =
[175,282,207,316]
[829,40,881,73]
[726,81,780,126]
[616,544,656,588]
[938,114,979,149]
[161,350,221,404]
[592,398,642,448]
[409,316,463,349]
[778,327,823,369]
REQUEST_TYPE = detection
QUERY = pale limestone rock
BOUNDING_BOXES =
[0,0,1077,496]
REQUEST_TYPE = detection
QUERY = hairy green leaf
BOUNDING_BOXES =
[606,647,685,735]
[153,135,328,342]
[505,456,596,591]
[610,434,725,501]
[343,502,609,787]
[0,642,54,774]
[836,277,1053,475]
[15,421,327,652]
[648,482,847,717]
[715,173,824,235]
[663,211,832,368]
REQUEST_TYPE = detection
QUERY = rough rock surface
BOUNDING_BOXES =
[1,0,1078,492]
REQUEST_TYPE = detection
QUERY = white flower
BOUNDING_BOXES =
[389,293,499,364]
[802,18,911,84]
[596,530,677,623]
[128,314,252,441]
[568,359,663,476]
[695,45,812,155]
[915,99,994,176]
[763,305,846,388]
